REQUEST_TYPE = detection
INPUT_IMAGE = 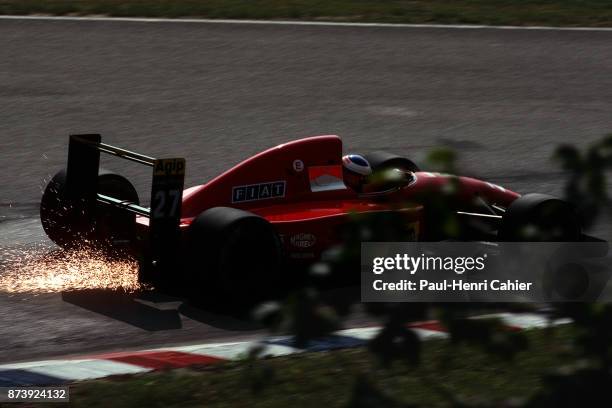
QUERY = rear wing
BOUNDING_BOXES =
[65,134,185,285]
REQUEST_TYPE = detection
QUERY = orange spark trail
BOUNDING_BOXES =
[0,244,142,294]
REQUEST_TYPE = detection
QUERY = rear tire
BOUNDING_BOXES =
[96,169,140,247]
[187,207,282,306]
[40,170,79,248]
[40,169,139,249]
[499,193,581,241]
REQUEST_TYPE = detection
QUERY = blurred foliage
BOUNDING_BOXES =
[240,344,277,395]
[425,147,458,175]
[253,134,612,407]
[345,375,416,408]
[441,312,529,361]
[523,303,612,406]
[254,289,341,348]
[65,327,578,408]
[554,134,612,228]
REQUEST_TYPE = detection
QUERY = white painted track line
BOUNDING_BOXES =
[168,341,297,359]
[25,360,150,381]
[0,15,611,31]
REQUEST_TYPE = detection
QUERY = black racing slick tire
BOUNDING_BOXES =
[96,169,140,247]
[187,207,282,306]
[40,168,139,249]
[499,193,581,241]
[40,170,79,248]
[364,151,420,173]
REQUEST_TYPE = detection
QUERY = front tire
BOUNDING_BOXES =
[499,193,581,241]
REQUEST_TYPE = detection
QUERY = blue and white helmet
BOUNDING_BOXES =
[342,154,372,176]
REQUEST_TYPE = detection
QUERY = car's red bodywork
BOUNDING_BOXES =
[136,135,520,262]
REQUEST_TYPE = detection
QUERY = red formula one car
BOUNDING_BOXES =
[40,134,591,301]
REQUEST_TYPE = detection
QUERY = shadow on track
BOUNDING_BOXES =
[61,289,183,331]
[61,289,265,332]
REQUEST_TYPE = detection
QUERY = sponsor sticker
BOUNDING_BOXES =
[290,233,316,248]
[232,181,286,203]
[293,159,304,172]
[153,158,185,176]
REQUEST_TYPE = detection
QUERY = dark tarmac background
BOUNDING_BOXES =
[0,19,611,363]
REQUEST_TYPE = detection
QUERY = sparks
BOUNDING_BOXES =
[0,243,142,294]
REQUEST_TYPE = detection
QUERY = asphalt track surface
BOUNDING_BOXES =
[0,18,611,363]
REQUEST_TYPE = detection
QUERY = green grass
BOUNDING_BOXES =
[30,326,577,408]
[0,0,611,27]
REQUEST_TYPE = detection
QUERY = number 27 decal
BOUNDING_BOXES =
[152,189,181,218]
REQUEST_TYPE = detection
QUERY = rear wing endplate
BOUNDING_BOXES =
[65,134,185,285]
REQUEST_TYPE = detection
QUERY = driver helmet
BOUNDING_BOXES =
[342,154,372,192]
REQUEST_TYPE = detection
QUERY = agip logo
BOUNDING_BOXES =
[153,158,185,176]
